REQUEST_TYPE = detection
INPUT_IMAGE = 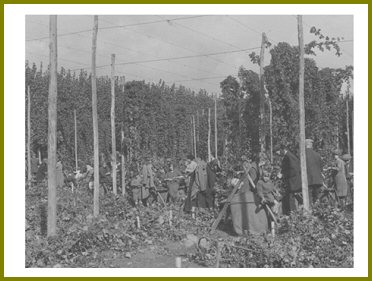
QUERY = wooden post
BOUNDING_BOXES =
[346,83,351,154]
[121,76,126,196]
[92,15,100,217]
[214,94,218,159]
[175,257,182,268]
[259,32,267,156]
[215,242,221,268]
[121,122,126,196]
[271,221,275,237]
[47,15,58,237]
[27,85,32,188]
[111,54,117,195]
[169,210,173,226]
[208,108,211,161]
[190,116,193,153]
[297,15,310,212]
[136,215,141,229]
[74,109,78,171]
[196,111,199,156]
[192,115,197,158]
[268,98,273,163]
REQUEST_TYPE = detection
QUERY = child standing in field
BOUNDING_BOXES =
[130,171,144,207]
[256,165,280,214]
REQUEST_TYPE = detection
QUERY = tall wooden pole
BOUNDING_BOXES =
[121,77,126,196]
[190,116,193,154]
[269,98,273,163]
[47,15,58,237]
[27,85,32,188]
[111,54,117,195]
[297,15,310,212]
[208,108,211,161]
[196,111,199,156]
[92,15,100,216]
[214,94,218,159]
[192,115,197,158]
[121,123,126,196]
[259,32,267,156]
[74,109,78,171]
[346,82,351,154]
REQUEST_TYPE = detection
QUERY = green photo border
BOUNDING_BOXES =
[1,1,369,279]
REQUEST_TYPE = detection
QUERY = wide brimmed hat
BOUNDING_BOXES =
[341,154,352,161]
[333,149,342,155]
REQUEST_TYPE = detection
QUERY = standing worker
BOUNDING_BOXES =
[56,158,64,188]
[183,154,198,213]
[305,139,323,205]
[141,157,154,206]
[164,162,183,204]
[30,151,39,180]
[332,149,348,208]
[280,143,302,214]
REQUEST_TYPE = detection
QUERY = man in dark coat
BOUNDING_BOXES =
[281,144,302,214]
[36,158,47,183]
[205,158,221,210]
[305,139,323,204]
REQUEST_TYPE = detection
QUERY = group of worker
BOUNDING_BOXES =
[128,155,221,211]
[225,138,353,236]
[28,138,352,237]
[28,152,65,189]
[280,138,353,213]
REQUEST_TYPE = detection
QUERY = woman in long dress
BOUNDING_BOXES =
[332,150,348,208]
[230,160,269,235]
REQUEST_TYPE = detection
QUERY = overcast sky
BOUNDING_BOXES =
[25,15,353,94]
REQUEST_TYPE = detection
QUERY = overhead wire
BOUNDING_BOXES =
[26,15,208,42]
[27,17,239,86]
[26,15,352,91]
[100,17,240,75]
[226,15,279,45]
[70,46,260,71]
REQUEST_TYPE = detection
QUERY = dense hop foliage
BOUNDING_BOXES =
[26,39,352,170]
[220,42,353,165]
[26,63,224,171]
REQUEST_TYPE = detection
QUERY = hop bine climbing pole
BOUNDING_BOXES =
[259,32,268,157]
[47,15,58,237]
[74,109,78,172]
[297,15,310,212]
[214,94,218,159]
[192,115,197,158]
[346,82,351,154]
[92,15,100,216]
[208,107,211,161]
[111,54,117,195]
[27,85,32,188]
[121,76,126,196]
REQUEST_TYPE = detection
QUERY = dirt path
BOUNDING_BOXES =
[101,240,205,268]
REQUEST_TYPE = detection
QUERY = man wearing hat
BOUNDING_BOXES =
[305,139,323,205]
[280,143,302,214]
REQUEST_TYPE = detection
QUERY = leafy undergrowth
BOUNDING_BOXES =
[26,183,353,268]
[189,203,353,268]
[25,183,212,268]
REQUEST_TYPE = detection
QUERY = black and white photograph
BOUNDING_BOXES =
[3,4,368,277]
